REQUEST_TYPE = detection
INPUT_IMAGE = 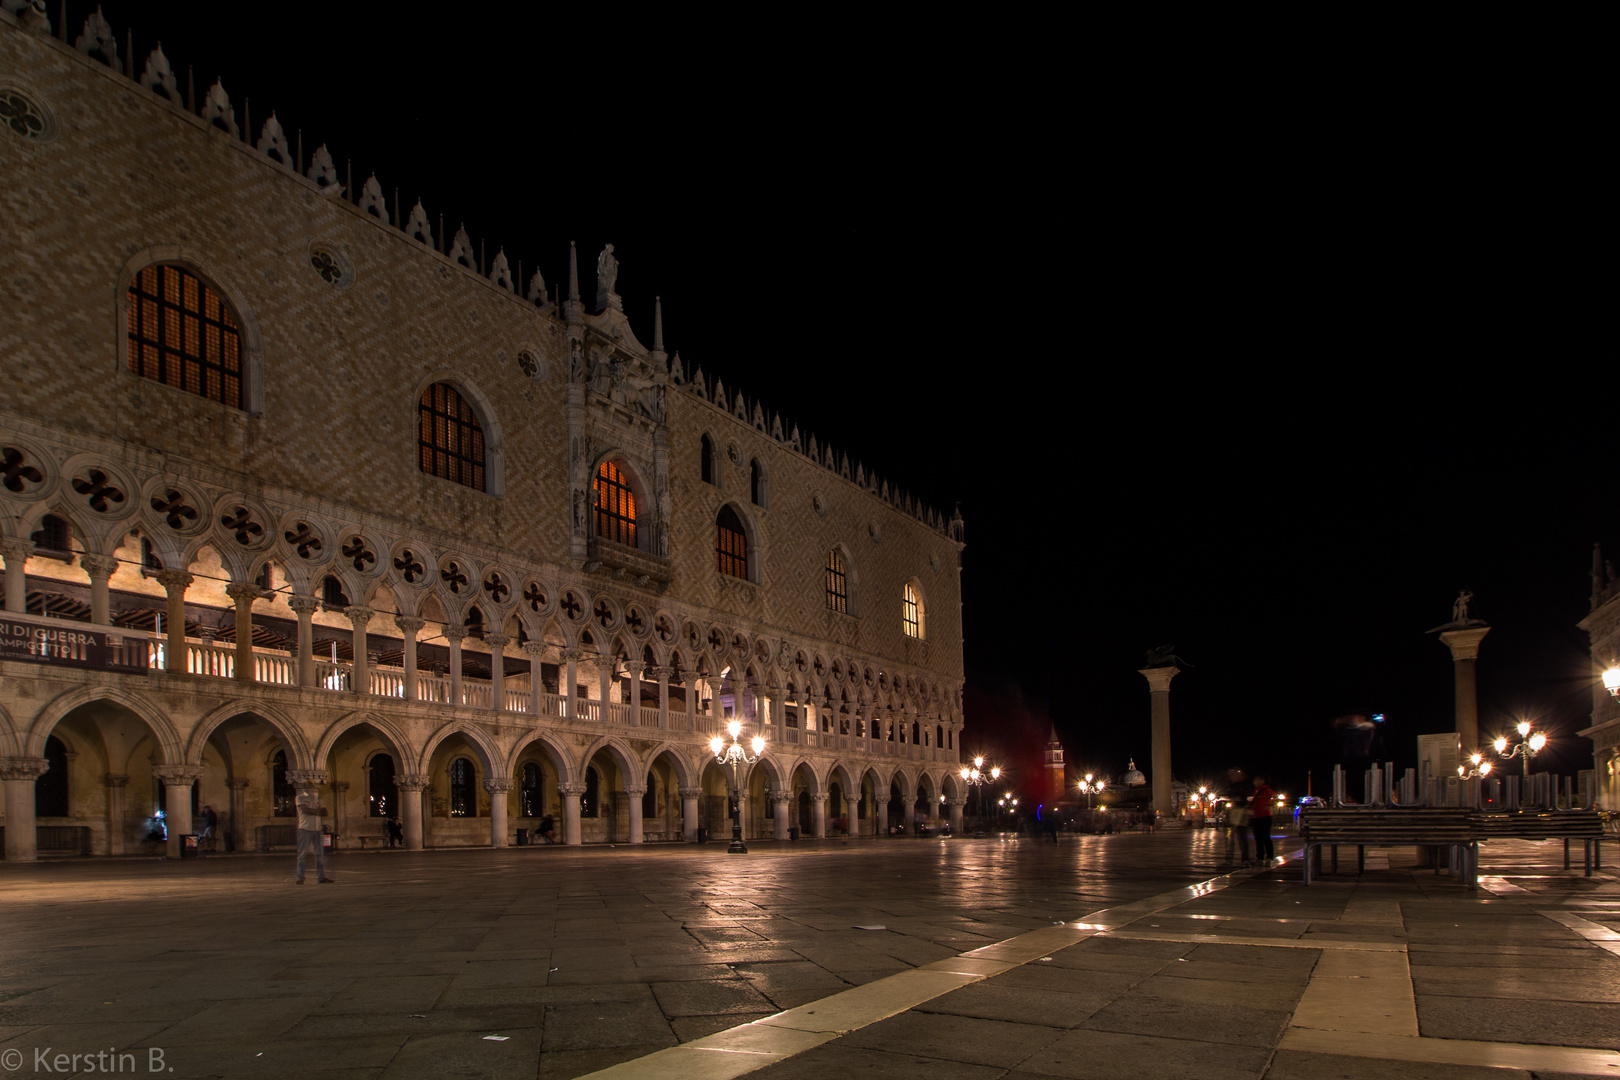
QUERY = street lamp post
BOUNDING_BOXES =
[1493,720,1547,776]
[710,720,765,855]
[957,756,1001,829]
[1077,773,1105,810]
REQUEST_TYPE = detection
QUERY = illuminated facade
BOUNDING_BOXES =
[0,9,967,860]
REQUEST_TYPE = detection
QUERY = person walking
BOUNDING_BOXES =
[1225,797,1252,866]
[386,816,403,848]
[295,786,333,884]
[1249,775,1276,863]
[198,805,217,852]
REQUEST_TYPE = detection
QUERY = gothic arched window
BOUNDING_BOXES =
[716,506,748,580]
[903,582,924,639]
[594,460,637,548]
[750,458,767,507]
[825,549,848,613]
[642,772,656,819]
[419,383,486,492]
[271,750,295,817]
[368,754,397,818]
[35,735,68,817]
[582,766,600,818]
[521,762,543,818]
[126,264,244,408]
[449,757,476,817]
[700,434,717,485]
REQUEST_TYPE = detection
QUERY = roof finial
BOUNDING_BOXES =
[567,241,579,301]
[653,295,664,351]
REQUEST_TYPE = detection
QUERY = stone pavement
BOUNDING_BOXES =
[1,829,1618,1078]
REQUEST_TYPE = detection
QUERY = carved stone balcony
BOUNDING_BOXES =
[585,535,672,590]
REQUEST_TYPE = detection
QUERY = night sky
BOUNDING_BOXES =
[78,4,1609,800]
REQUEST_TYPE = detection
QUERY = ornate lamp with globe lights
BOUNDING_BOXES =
[1493,720,1547,776]
[710,720,765,854]
[1077,773,1105,810]
[958,756,1001,824]
[1457,752,1494,780]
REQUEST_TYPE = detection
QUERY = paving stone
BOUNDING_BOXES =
[539,998,674,1052]
[916,982,1114,1028]
[650,979,775,1017]
[750,1043,1004,1079]
[1263,1050,1532,1079]
[1416,994,1620,1050]
[842,1011,1064,1068]
[1011,1027,1273,1079]
[1083,989,1294,1049]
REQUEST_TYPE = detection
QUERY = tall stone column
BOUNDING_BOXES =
[485,633,510,709]
[597,654,613,711]
[225,581,258,682]
[1439,627,1491,753]
[625,785,646,844]
[845,791,859,838]
[80,554,118,625]
[562,647,581,719]
[812,792,828,838]
[1139,665,1179,816]
[625,661,645,726]
[560,783,584,846]
[523,640,546,713]
[684,675,700,730]
[398,776,428,850]
[156,570,192,674]
[484,778,512,847]
[104,773,128,855]
[288,594,319,688]
[680,786,700,842]
[395,616,424,701]
[0,538,33,613]
[346,606,373,695]
[1,758,49,861]
[445,626,467,706]
[652,666,672,728]
[227,777,249,853]
[948,796,966,836]
[153,764,202,858]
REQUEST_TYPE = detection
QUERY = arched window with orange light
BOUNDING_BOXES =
[716,505,749,580]
[594,460,637,548]
[903,581,925,639]
[418,382,486,491]
[126,264,244,408]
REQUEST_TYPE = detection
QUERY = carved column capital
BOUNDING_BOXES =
[331,781,350,794]
[559,783,586,797]
[444,626,469,642]
[103,773,129,789]
[811,792,829,804]
[151,764,204,785]
[483,633,511,649]
[648,665,673,680]
[0,757,49,781]
[678,787,703,800]
[154,569,193,592]
[0,538,35,562]
[479,779,511,796]
[227,778,251,792]
[394,615,426,634]
[560,646,583,661]
[623,785,647,798]
[224,580,261,604]
[287,593,320,616]
[79,554,119,579]
[521,640,547,658]
[283,769,329,787]
[623,660,646,677]
[771,793,792,807]
[345,606,374,627]
[397,775,430,793]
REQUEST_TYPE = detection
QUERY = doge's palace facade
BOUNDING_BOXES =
[0,8,966,860]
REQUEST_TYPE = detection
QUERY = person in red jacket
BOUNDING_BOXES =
[1250,776,1276,862]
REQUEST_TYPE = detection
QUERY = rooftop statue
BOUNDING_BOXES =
[596,243,619,310]
[1142,644,1189,669]
[1427,588,1489,633]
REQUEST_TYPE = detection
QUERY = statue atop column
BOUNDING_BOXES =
[1428,589,1488,633]
[596,242,621,312]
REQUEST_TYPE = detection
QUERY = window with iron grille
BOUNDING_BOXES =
[594,460,637,547]
[449,757,476,817]
[418,383,486,491]
[716,506,748,579]
[126,264,243,407]
[521,762,543,818]
[368,754,397,818]
[903,582,922,638]
[825,549,847,612]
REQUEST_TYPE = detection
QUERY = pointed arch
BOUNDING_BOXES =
[26,685,183,763]
[186,701,314,771]
[413,370,505,496]
[506,729,579,787]
[643,742,698,789]
[418,718,502,775]
[579,734,641,783]
[117,249,264,413]
[314,711,415,775]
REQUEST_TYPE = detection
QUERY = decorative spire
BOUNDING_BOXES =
[653,296,664,351]
[567,241,579,301]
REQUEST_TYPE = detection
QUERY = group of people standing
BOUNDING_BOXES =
[1223,773,1276,866]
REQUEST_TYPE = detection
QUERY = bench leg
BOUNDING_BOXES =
[1358,845,1366,876]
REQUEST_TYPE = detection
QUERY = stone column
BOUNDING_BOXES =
[104,773,128,855]
[597,653,613,712]
[523,640,546,713]
[845,790,859,838]
[1140,665,1179,816]
[153,764,202,858]
[562,647,581,719]
[773,792,791,839]
[684,675,700,730]
[80,554,118,625]
[560,783,584,845]
[227,777,249,853]
[652,666,671,728]
[398,776,428,850]
[948,797,966,835]
[288,594,319,688]
[812,792,828,838]
[1,757,49,861]
[346,606,373,695]
[0,538,33,613]
[680,786,700,842]
[1439,627,1491,753]
[484,778,512,847]
[156,569,192,674]
[484,633,510,710]
[625,661,645,726]
[625,785,646,844]
[765,685,783,738]
[395,616,424,701]
[225,581,258,682]
[445,626,467,706]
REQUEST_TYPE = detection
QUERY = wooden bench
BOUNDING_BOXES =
[1472,810,1606,876]
[1299,808,1478,887]
[257,824,298,851]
